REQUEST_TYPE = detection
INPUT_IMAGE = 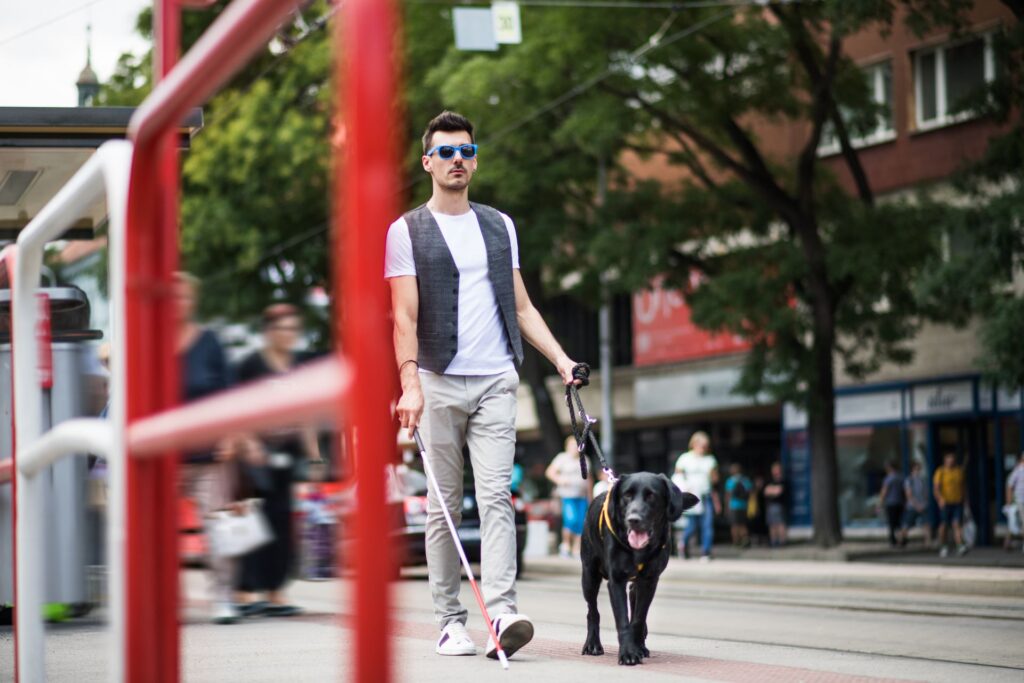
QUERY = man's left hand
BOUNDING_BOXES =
[558,358,582,386]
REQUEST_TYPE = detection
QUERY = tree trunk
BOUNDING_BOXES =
[520,268,566,460]
[521,345,565,459]
[807,278,843,547]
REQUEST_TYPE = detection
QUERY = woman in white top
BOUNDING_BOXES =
[546,436,592,558]
[674,431,721,560]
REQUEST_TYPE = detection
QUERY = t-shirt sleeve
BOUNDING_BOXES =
[500,212,520,269]
[384,218,416,278]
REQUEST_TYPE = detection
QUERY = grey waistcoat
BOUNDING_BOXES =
[404,202,524,374]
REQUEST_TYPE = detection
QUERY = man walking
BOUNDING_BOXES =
[386,111,580,659]
[934,452,968,557]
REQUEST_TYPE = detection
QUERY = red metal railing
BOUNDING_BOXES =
[118,0,398,680]
[337,0,401,680]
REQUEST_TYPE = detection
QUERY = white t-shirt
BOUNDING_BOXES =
[551,451,589,499]
[385,209,520,375]
[674,451,718,496]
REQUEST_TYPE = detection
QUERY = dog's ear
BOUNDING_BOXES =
[608,473,628,522]
[660,474,698,521]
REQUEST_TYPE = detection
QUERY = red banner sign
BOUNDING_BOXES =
[632,282,750,367]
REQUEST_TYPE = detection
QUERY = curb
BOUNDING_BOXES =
[522,557,1024,598]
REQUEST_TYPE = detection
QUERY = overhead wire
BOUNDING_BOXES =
[196,2,741,285]
[0,0,108,48]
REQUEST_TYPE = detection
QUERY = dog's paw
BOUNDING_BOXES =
[639,643,650,658]
[618,644,644,666]
[581,639,604,656]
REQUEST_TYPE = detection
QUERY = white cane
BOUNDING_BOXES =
[413,428,510,670]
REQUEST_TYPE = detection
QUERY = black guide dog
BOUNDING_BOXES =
[580,472,698,665]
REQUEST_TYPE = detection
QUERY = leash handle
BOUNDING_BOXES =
[565,379,615,482]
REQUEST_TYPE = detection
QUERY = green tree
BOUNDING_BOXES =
[410,1,974,546]
[98,2,335,336]
[916,1,1024,389]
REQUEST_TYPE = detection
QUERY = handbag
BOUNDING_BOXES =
[961,509,977,548]
[207,498,274,558]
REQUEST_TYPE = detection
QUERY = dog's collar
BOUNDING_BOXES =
[599,482,666,580]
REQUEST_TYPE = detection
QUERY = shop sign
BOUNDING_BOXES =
[632,279,750,367]
[979,383,1022,412]
[784,390,903,431]
[911,381,974,417]
[634,365,757,418]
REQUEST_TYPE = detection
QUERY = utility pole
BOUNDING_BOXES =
[596,156,615,467]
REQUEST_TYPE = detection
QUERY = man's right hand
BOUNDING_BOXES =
[397,385,424,437]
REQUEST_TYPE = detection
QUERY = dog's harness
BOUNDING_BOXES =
[566,363,617,485]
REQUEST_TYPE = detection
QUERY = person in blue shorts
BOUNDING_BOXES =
[546,436,592,558]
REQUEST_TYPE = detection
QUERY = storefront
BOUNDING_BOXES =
[783,375,1024,544]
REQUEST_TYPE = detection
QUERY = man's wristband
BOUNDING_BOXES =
[399,359,419,374]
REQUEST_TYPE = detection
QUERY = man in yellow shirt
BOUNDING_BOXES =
[933,452,968,557]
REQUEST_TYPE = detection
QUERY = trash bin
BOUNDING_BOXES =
[0,285,105,610]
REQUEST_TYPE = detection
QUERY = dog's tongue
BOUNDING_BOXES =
[627,530,650,550]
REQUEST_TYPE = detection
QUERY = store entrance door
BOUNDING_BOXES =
[932,420,991,545]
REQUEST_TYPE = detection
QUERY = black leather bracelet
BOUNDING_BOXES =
[399,359,419,374]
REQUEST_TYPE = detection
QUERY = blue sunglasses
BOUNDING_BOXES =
[426,143,478,160]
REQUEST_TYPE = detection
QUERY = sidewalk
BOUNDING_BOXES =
[523,548,1024,598]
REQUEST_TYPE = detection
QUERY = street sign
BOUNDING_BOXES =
[453,7,498,52]
[492,2,522,45]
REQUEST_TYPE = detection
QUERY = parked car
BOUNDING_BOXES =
[395,467,528,576]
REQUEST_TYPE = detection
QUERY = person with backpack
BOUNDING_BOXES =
[724,463,752,548]
[877,461,905,547]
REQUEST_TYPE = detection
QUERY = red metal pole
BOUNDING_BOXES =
[122,1,181,679]
[2,246,18,683]
[337,1,400,681]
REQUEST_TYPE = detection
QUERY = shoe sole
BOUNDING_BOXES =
[486,620,534,660]
[435,645,477,656]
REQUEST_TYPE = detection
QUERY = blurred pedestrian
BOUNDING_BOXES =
[877,461,905,547]
[748,475,767,546]
[675,431,720,561]
[175,272,244,625]
[1005,452,1024,552]
[899,460,931,548]
[934,452,968,558]
[763,462,787,548]
[724,463,752,548]
[593,467,612,499]
[546,435,592,558]
[234,303,322,617]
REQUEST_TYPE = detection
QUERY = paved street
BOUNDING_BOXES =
[3,557,1023,682]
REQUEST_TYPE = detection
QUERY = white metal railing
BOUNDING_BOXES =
[13,140,131,683]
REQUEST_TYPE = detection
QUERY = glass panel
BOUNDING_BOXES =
[878,61,894,132]
[837,425,901,526]
[918,51,938,122]
[945,38,986,113]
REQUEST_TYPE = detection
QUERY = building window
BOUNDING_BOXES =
[837,425,902,527]
[819,60,895,156]
[914,34,995,131]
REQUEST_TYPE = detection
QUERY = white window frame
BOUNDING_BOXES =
[913,32,996,132]
[818,60,896,157]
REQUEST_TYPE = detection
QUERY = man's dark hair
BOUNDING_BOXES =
[422,110,474,153]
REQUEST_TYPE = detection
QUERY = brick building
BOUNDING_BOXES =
[515,1,1020,545]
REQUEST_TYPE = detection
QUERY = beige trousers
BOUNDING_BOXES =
[419,369,519,628]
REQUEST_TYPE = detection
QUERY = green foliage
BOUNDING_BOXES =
[917,6,1024,388]
[98,2,333,336]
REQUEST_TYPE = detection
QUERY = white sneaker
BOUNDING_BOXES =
[939,546,949,558]
[485,613,534,660]
[212,601,239,625]
[436,622,476,656]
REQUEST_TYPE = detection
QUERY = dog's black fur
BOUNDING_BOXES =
[580,472,698,665]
